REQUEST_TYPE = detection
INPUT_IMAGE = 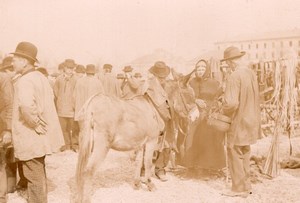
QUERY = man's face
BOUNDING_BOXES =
[226,60,237,71]
[104,68,111,73]
[12,56,27,74]
[64,66,73,75]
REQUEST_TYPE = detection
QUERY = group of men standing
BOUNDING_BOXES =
[0,41,261,202]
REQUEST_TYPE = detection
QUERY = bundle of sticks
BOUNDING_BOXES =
[263,56,298,178]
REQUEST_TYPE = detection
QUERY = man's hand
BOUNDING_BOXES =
[188,106,200,122]
[34,124,47,135]
[0,131,12,147]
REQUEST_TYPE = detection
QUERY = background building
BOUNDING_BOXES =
[215,29,300,62]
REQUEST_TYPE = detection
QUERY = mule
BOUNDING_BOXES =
[75,69,197,203]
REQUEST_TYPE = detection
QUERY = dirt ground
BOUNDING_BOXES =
[6,135,300,203]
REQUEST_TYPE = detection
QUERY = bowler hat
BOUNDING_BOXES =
[11,41,38,62]
[116,73,125,79]
[86,64,96,74]
[123,65,133,73]
[221,46,246,62]
[64,59,76,68]
[134,72,142,78]
[149,61,170,78]
[75,64,86,73]
[0,56,13,70]
[103,64,112,70]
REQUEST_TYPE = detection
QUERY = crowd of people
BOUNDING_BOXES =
[0,41,261,202]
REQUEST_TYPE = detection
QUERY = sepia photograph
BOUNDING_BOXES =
[1,0,300,202]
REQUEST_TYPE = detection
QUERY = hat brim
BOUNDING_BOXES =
[149,66,170,78]
[220,51,246,62]
[10,52,38,63]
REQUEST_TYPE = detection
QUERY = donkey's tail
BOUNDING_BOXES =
[75,99,95,202]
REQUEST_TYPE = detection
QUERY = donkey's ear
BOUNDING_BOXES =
[171,68,181,80]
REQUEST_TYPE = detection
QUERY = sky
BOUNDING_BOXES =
[0,0,300,69]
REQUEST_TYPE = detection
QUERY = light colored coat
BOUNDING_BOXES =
[223,66,261,146]
[73,75,104,121]
[12,70,64,161]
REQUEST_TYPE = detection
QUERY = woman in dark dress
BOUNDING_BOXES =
[181,59,226,170]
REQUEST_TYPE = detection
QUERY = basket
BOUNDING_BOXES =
[207,112,231,132]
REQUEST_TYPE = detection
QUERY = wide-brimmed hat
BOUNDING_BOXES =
[149,61,170,78]
[0,56,13,70]
[64,59,76,68]
[75,64,85,73]
[103,64,112,70]
[10,41,38,62]
[123,65,133,72]
[220,46,246,62]
[86,64,96,74]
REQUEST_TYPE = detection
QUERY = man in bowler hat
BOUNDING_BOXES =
[11,41,64,202]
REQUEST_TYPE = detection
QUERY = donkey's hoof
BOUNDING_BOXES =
[133,181,142,190]
[146,180,156,191]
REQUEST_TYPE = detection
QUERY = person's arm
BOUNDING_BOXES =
[18,79,47,134]
[222,74,240,116]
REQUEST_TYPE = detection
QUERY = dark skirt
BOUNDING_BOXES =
[178,118,226,170]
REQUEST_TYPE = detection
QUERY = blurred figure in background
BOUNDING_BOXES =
[73,64,104,138]
[0,56,15,202]
[98,64,122,98]
[74,64,86,79]
[121,66,140,100]
[53,59,79,152]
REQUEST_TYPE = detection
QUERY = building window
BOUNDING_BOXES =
[264,43,267,49]
[281,41,284,47]
[280,51,283,58]
[263,52,266,58]
[256,43,259,49]
[248,53,251,59]
[272,52,275,58]
[241,44,243,50]
[289,41,293,47]
[218,46,220,50]
[256,53,258,59]
[299,41,300,47]
[298,51,300,57]
[248,44,251,49]
[272,42,275,48]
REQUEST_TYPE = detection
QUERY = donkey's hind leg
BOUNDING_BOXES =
[143,139,157,191]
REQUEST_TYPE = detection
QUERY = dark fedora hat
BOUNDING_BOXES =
[75,64,86,73]
[58,62,65,70]
[103,64,112,70]
[86,64,96,74]
[149,61,170,78]
[134,72,142,78]
[0,56,13,70]
[11,41,38,62]
[64,59,76,68]
[123,65,133,73]
[221,46,246,62]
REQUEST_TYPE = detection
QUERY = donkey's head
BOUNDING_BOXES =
[166,68,198,120]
